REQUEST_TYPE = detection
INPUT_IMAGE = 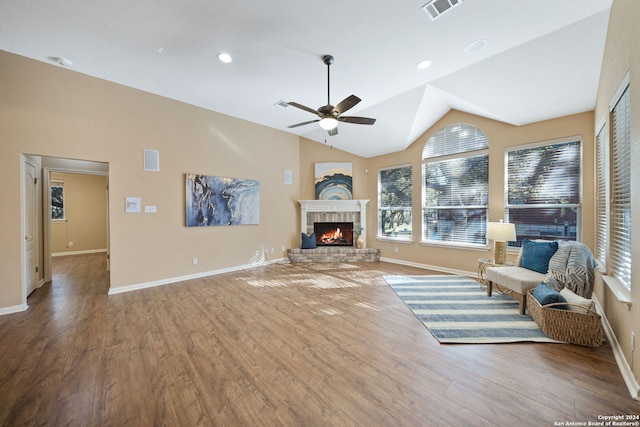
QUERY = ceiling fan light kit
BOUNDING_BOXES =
[287,54,376,136]
[319,117,338,130]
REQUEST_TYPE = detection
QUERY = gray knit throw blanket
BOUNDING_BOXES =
[544,241,596,299]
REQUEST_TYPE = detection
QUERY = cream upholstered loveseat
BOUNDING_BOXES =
[485,240,596,315]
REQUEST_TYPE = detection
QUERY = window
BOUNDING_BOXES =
[378,165,412,240]
[595,122,608,269]
[422,124,488,246]
[51,180,65,220]
[506,139,581,247]
[609,77,631,291]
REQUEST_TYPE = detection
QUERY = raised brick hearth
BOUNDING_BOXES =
[287,247,380,263]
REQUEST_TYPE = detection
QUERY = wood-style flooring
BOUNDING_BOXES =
[0,253,638,426]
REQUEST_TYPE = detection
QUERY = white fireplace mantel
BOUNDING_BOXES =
[299,199,369,246]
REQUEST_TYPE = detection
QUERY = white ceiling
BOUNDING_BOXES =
[0,0,611,158]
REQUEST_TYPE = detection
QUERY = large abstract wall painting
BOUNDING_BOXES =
[314,162,353,200]
[186,174,260,226]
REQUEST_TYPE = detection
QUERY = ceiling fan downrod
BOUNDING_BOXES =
[323,55,334,106]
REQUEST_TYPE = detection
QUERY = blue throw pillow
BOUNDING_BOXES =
[532,283,567,308]
[521,239,559,274]
[301,233,316,249]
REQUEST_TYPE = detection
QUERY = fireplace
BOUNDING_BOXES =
[314,222,354,246]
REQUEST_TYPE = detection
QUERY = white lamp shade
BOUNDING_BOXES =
[486,222,516,242]
[319,117,338,130]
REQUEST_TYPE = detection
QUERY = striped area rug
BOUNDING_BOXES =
[383,275,558,344]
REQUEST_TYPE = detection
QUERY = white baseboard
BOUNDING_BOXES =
[0,303,28,316]
[108,258,288,295]
[593,295,640,401]
[379,256,475,277]
[52,249,108,257]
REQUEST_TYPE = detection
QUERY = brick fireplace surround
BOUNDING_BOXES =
[287,200,380,263]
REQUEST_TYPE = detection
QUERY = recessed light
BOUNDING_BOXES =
[465,39,487,54]
[417,60,432,70]
[217,52,232,63]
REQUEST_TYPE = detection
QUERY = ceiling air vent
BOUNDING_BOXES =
[422,0,463,20]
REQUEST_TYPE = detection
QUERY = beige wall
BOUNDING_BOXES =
[593,0,640,390]
[1,50,300,308]
[50,172,108,254]
[363,110,595,274]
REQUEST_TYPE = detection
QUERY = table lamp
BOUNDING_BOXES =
[486,220,517,265]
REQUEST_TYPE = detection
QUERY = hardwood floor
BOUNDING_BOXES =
[0,254,637,426]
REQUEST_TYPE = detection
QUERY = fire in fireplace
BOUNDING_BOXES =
[314,222,354,246]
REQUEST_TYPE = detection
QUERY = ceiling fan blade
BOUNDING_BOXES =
[288,119,320,128]
[338,116,376,125]
[328,127,338,136]
[287,102,319,115]
[334,95,361,115]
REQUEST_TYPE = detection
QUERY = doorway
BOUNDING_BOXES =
[21,155,110,304]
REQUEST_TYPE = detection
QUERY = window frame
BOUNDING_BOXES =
[607,72,631,293]
[594,118,608,270]
[421,123,489,248]
[504,136,583,247]
[377,164,413,242]
[50,180,66,221]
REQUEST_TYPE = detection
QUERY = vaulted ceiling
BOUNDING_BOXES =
[0,0,612,157]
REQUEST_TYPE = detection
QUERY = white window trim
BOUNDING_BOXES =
[51,179,66,222]
[503,136,583,245]
[378,163,413,241]
[600,71,632,306]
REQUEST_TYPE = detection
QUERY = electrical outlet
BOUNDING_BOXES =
[271,248,275,253]
[192,258,198,265]
[394,247,398,253]
[69,241,74,247]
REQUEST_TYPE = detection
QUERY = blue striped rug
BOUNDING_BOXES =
[383,275,557,344]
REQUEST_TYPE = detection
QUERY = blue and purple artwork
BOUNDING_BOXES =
[314,162,353,200]
[186,174,259,226]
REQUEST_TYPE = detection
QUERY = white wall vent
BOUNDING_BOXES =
[422,0,463,20]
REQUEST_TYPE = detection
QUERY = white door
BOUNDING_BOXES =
[23,160,38,296]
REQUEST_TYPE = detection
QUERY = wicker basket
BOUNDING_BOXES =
[526,290,604,347]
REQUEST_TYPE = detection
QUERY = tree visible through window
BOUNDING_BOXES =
[51,181,65,220]
[506,140,581,246]
[422,124,489,246]
[378,165,412,239]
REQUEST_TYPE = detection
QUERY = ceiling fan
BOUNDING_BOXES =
[287,55,376,136]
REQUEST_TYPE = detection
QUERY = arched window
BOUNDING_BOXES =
[422,123,489,246]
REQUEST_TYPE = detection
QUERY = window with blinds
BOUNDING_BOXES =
[595,123,608,269]
[422,124,489,246]
[609,80,631,291]
[378,165,412,240]
[505,140,581,247]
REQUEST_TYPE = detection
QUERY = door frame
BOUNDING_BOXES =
[21,155,40,306]
[43,167,110,283]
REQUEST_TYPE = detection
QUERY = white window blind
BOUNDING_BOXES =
[610,82,631,290]
[506,140,581,246]
[595,124,608,268]
[423,124,489,246]
[422,123,488,158]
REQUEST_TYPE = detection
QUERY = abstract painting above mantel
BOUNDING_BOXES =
[186,174,259,227]
[315,162,352,200]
